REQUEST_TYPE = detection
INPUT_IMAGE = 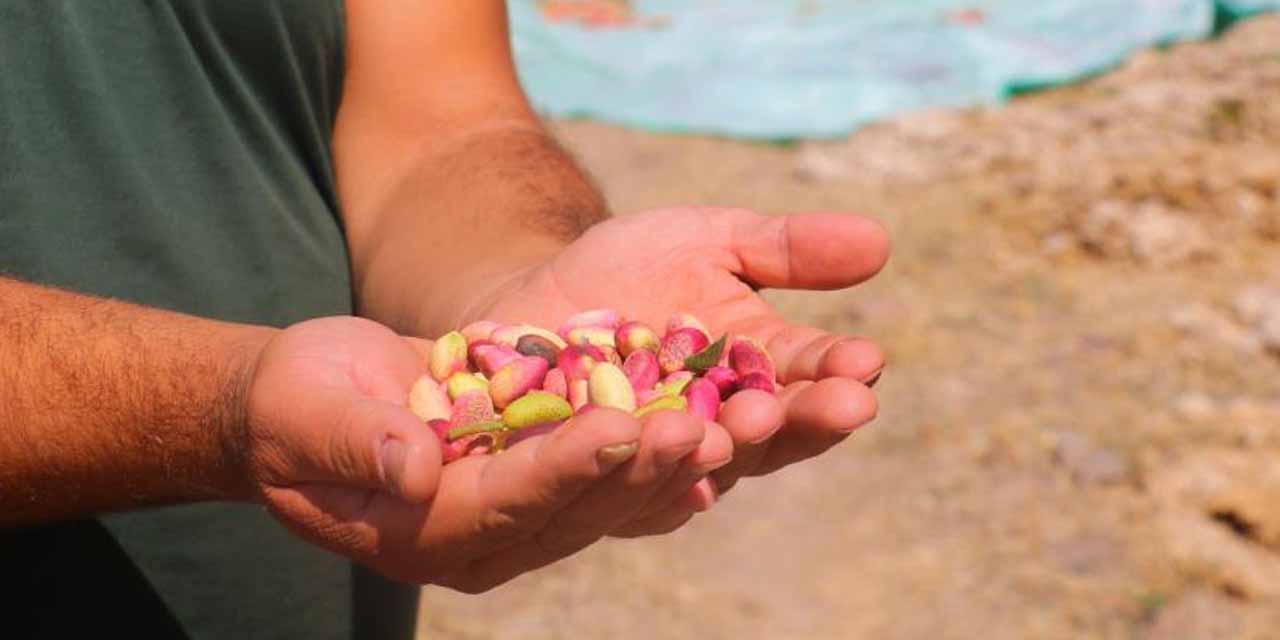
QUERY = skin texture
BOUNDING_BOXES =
[0,277,267,526]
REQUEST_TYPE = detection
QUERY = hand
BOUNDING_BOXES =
[240,317,730,592]
[468,208,890,533]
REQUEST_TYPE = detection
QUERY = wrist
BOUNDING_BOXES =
[413,236,565,335]
[214,323,279,502]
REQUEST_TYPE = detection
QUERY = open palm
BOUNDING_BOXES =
[475,207,890,506]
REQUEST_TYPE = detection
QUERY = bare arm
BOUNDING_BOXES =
[333,0,607,336]
[0,277,272,526]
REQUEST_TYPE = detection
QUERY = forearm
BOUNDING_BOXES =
[342,124,608,336]
[0,278,273,526]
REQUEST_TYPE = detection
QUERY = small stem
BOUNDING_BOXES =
[490,431,512,453]
[447,421,509,441]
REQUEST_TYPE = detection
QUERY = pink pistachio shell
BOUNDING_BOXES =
[449,389,496,429]
[428,419,465,463]
[635,389,660,406]
[541,367,569,399]
[703,366,740,400]
[622,349,660,393]
[615,321,661,358]
[736,371,777,394]
[428,419,468,463]
[471,343,522,378]
[658,328,711,376]
[666,313,711,342]
[427,418,452,442]
[460,320,501,345]
[489,356,551,410]
[557,344,601,380]
[568,378,591,411]
[467,339,495,353]
[728,336,777,382]
[684,378,722,422]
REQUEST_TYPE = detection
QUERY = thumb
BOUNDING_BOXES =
[403,336,434,368]
[716,210,890,291]
[310,396,443,503]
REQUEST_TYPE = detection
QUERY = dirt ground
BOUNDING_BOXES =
[420,16,1280,639]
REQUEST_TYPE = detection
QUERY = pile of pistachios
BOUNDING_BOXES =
[408,310,777,462]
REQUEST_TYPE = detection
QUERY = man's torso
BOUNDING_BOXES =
[0,3,413,637]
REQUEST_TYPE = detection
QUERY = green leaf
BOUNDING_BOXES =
[447,420,508,441]
[684,334,727,374]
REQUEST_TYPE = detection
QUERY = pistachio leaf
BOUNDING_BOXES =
[684,334,727,374]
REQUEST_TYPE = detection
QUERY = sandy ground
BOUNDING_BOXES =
[420,16,1280,639]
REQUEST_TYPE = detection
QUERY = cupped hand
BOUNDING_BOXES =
[239,317,730,592]
[467,208,890,529]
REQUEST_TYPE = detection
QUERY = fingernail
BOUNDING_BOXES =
[596,441,639,471]
[747,423,784,445]
[863,368,883,388]
[695,457,732,474]
[684,474,717,511]
[693,477,719,512]
[380,440,408,496]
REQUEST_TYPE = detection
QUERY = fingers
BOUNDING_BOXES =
[270,408,646,585]
[260,484,386,558]
[536,409,705,552]
[625,420,733,522]
[611,503,698,538]
[455,410,707,591]
[715,209,890,291]
[753,378,878,477]
[762,326,885,385]
[706,390,785,494]
[470,408,645,535]
[404,336,434,367]
[371,405,444,503]
[416,407,647,564]
[282,393,443,502]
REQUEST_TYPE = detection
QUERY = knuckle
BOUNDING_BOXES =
[477,504,543,543]
[324,403,363,476]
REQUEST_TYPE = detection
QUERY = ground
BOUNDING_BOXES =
[420,16,1280,639]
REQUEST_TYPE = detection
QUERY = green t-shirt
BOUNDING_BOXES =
[0,2,415,637]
